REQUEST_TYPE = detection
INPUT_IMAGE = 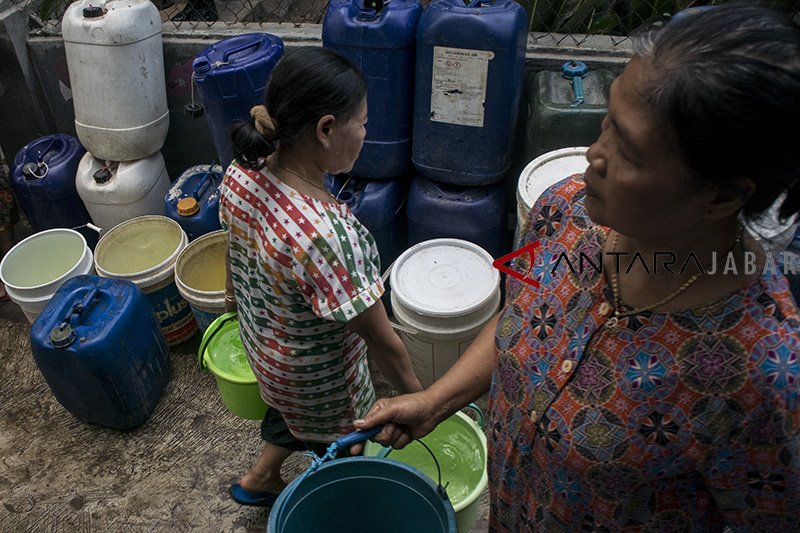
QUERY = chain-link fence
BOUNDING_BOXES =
[26,0,800,46]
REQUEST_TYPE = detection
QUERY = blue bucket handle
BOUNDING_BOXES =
[465,0,492,7]
[197,311,238,369]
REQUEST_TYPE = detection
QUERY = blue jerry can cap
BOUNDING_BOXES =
[50,322,76,349]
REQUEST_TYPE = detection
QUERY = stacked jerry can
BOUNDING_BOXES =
[63,0,172,233]
[407,0,527,260]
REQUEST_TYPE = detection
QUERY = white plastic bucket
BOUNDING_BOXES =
[175,230,227,332]
[390,239,500,388]
[515,146,589,246]
[75,151,171,234]
[0,229,94,323]
[94,216,197,346]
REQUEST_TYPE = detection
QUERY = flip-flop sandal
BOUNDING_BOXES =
[228,483,280,507]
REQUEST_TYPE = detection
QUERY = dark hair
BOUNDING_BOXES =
[231,46,367,170]
[631,2,800,223]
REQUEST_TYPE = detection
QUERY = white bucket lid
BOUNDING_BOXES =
[517,147,589,216]
[391,239,499,318]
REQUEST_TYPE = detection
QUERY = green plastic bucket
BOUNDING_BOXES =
[198,312,268,420]
[268,456,457,533]
[364,407,488,533]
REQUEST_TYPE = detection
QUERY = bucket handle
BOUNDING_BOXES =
[380,260,420,336]
[379,437,450,500]
[462,402,485,429]
[197,312,238,369]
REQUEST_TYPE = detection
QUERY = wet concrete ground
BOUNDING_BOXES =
[0,314,490,532]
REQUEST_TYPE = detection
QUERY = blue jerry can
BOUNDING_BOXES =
[412,0,527,186]
[11,134,97,247]
[193,33,284,168]
[29,275,170,430]
[323,0,422,179]
[165,164,224,241]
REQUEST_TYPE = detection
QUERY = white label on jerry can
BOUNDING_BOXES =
[430,46,494,128]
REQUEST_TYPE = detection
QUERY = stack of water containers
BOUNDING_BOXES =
[407,0,528,260]
[322,0,422,284]
[63,0,172,232]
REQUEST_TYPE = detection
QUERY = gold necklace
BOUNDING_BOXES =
[274,161,333,198]
[605,225,743,332]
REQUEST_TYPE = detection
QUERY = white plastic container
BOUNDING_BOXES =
[174,230,228,332]
[390,239,500,388]
[62,0,169,161]
[94,216,197,346]
[515,147,589,246]
[76,151,171,234]
[0,229,94,323]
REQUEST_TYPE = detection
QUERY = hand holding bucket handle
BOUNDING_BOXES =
[333,424,383,449]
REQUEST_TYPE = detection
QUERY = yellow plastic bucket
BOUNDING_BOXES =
[198,312,268,420]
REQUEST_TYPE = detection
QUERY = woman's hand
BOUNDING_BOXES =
[350,391,440,455]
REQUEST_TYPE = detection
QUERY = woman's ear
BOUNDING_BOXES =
[705,177,756,220]
[316,114,336,150]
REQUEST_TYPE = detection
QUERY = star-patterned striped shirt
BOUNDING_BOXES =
[219,161,383,442]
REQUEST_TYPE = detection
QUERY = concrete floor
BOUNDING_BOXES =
[0,310,490,532]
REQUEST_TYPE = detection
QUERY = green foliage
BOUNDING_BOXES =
[39,0,72,21]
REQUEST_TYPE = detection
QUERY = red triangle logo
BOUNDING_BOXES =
[492,241,540,288]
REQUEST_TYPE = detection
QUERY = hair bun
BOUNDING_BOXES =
[250,105,277,139]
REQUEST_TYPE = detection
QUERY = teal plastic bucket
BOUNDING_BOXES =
[364,407,487,533]
[268,456,457,533]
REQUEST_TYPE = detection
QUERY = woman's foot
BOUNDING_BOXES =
[0,282,9,302]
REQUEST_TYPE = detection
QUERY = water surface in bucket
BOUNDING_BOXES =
[182,246,226,291]
[383,417,484,505]
[99,224,182,275]
[2,233,84,287]
[207,325,254,380]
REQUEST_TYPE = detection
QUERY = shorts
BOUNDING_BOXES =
[260,408,356,458]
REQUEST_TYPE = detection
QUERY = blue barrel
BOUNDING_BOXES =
[11,134,97,248]
[325,173,408,271]
[407,174,508,259]
[192,34,284,168]
[323,0,422,179]
[29,275,170,430]
[412,0,527,186]
[165,164,224,241]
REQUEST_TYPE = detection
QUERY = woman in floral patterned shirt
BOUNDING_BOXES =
[355,4,800,531]
[220,47,421,507]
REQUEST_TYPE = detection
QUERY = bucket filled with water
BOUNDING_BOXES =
[0,229,94,323]
[94,215,197,345]
[390,238,500,388]
[364,406,488,533]
[268,427,457,533]
[198,312,268,420]
[175,230,227,332]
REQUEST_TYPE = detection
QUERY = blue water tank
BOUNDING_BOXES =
[193,34,284,168]
[165,164,224,241]
[407,174,508,259]
[11,134,97,248]
[326,173,408,271]
[412,0,528,185]
[29,275,170,430]
[323,0,422,179]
